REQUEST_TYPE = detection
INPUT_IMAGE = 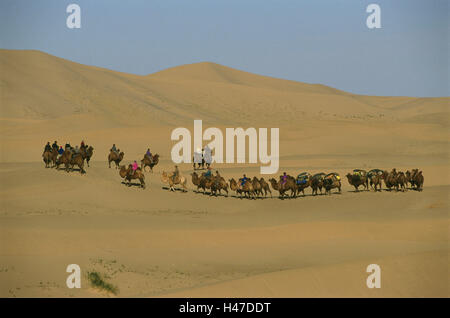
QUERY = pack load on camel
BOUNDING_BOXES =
[351,169,367,183]
[323,172,341,195]
[296,172,310,185]
[346,169,368,191]
[310,172,326,195]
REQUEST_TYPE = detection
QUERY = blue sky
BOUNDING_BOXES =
[0,0,448,97]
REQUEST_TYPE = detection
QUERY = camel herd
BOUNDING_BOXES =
[42,145,94,174]
[43,146,425,199]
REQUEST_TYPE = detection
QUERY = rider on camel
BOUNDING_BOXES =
[43,142,52,155]
[204,166,212,179]
[281,172,288,185]
[145,148,152,161]
[241,174,248,187]
[111,144,118,155]
[52,141,58,151]
[129,161,139,178]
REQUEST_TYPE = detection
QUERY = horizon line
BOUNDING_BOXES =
[1,48,449,99]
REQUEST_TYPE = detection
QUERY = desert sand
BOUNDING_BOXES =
[0,49,448,297]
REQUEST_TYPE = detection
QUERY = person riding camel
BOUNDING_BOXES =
[43,142,52,155]
[80,140,85,149]
[58,146,64,156]
[241,174,248,187]
[281,172,288,185]
[111,144,118,155]
[129,160,138,178]
[65,142,71,151]
[52,141,58,151]
[145,148,152,161]
[204,166,212,179]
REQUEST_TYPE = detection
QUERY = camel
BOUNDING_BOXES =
[259,178,272,198]
[310,173,326,196]
[295,173,311,197]
[323,173,341,195]
[190,172,212,194]
[406,169,424,191]
[228,178,240,196]
[190,172,206,193]
[252,177,263,198]
[280,175,297,198]
[205,175,228,197]
[108,151,124,169]
[191,172,228,196]
[69,153,86,174]
[238,178,256,199]
[42,150,53,168]
[268,178,295,199]
[405,170,415,188]
[229,178,254,199]
[56,150,73,172]
[141,154,159,172]
[161,171,188,192]
[48,148,59,168]
[368,169,384,190]
[412,170,424,191]
[211,175,229,197]
[346,170,369,192]
[119,165,145,189]
[382,169,398,191]
[396,171,408,192]
[368,174,382,191]
[80,145,94,167]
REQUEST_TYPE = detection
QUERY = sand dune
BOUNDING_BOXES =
[1,49,448,126]
[0,162,448,297]
[0,49,448,297]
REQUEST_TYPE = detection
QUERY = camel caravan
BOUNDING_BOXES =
[185,167,424,199]
[42,140,94,174]
[42,142,424,196]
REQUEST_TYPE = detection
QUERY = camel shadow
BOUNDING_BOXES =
[161,186,187,193]
[121,181,144,188]
[55,166,86,174]
[193,190,230,197]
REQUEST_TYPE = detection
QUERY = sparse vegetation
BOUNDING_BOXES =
[87,271,118,295]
